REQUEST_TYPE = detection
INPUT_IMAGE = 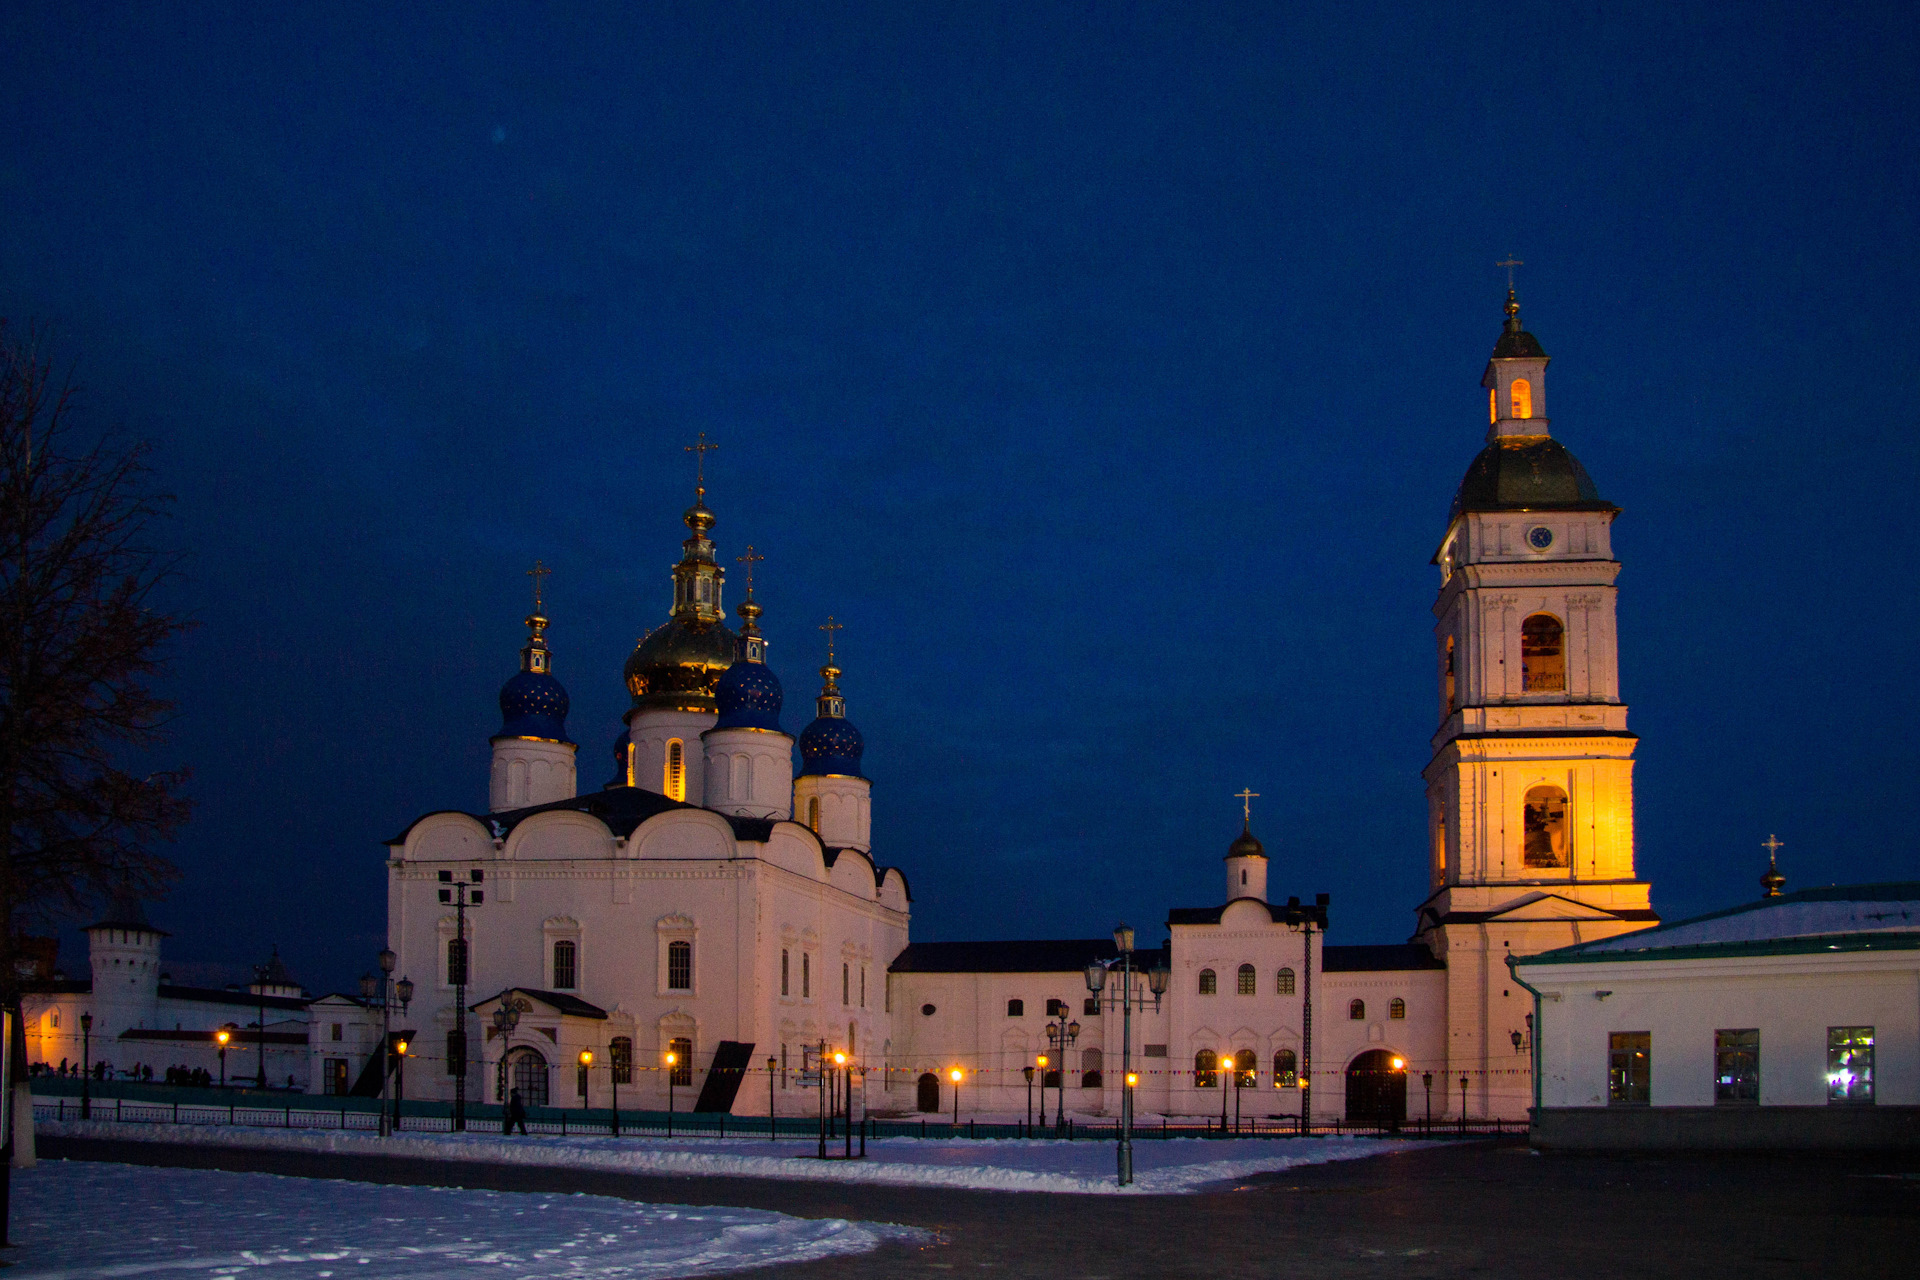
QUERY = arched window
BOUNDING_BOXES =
[664,739,685,801]
[1523,784,1570,868]
[1520,614,1565,692]
[1274,1048,1299,1087]
[1231,1051,1257,1088]
[1510,378,1532,419]
[1082,1047,1103,1089]
[668,1036,692,1087]
[447,937,468,986]
[1194,1049,1218,1088]
[1006,998,1024,1017]
[916,1072,940,1112]
[1390,997,1406,1020]
[1237,964,1257,995]
[551,940,576,990]
[1489,386,1498,425]
[842,962,850,1006]
[1198,968,1217,995]
[1349,998,1366,1021]
[807,797,820,832]
[667,940,693,990]
[611,1036,632,1085]
[1277,967,1296,996]
[1444,634,1457,713]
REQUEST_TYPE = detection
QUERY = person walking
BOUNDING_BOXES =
[504,1087,528,1136]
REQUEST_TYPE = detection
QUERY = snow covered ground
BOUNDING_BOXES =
[7,1159,926,1279]
[36,1117,1416,1194]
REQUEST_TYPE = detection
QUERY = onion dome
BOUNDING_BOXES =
[1226,825,1266,860]
[624,483,738,712]
[606,730,632,789]
[496,599,572,744]
[712,550,784,731]
[797,618,864,777]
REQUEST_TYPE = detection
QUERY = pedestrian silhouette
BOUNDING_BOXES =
[504,1087,528,1136]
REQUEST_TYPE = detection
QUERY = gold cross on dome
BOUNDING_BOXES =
[684,430,719,495]
[1497,256,1524,289]
[1762,834,1784,859]
[819,615,843,664]
[1236,789,1259,825]
[527,559,550,613]
[736,545,763,591]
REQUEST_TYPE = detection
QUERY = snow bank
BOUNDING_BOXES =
[7,1159,924,1279]
[38,1118,1414,1194]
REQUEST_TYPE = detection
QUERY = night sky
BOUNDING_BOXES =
[4,4,1916,995]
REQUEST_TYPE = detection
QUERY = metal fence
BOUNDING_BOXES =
[34,1096,1516,1142]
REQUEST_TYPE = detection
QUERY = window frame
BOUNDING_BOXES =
[1193,1048,1218,1088]
[1006,998,1024,1017]
[1276,967,1296,996]
[1713,1028,1759,1105]
[666,939,693,992]
[1608,1031,1651,1106]
[1198,968,1217,996]
[1236,964,1257,995]
[1389,997,1406,1020]
[551,939,577,991]
[1827,1026,1874,1104]
[1348,998,1366,1021]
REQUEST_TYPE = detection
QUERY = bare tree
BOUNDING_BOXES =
[0,321,191,998]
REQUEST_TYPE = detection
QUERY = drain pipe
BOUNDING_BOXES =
[1506,954,1545,1120]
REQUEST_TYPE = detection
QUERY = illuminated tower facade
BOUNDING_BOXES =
[1418,289,1657,1118]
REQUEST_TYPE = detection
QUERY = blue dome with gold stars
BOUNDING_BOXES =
[498,668,570,743]
[798,715,863,777]
[714,658,784,731]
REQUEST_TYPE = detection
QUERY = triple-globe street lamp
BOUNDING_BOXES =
[1083,923,1170,1186]
[359,949,413,1136]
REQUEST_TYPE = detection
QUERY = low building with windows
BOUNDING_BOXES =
[1511,882,1920,1149]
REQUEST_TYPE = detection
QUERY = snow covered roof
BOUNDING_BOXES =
[1519,881,1920,966]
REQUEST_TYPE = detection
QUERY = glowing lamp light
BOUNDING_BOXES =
[1036,1055,1048,1068]
[214,1029,230,1047]
[578,1050,594,1067]
[833,1052,847,1066]
[1392,1057,1406,1071]
[1125,1072,1138,1087]
[394,1040,409,1057]
[949,1067,963,1084]
[1220,1055,1234,1071]
[665,1052,678,1067]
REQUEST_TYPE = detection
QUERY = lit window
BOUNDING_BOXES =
[1520,614,1565,692]
[1007,998,1024,1017]
[664,739,685,801]
[1274,1049,1298,1086]
[1444,634,1456,713]
[1194,1049,1218,1088]
[1237,964,1256,995]
[669,1036,692,1087]
[1715,1029,1758,1104]
[1232,1051,1256,1088]
[667,940,692,991]
[1510,378,1532,419]
[1198,968,1216,995]
[1828,1027,1874,1104]
[1489,386,1498,425]
[1523,785,1570,869]
[1276,967,1296,996]
[1389,998,1406,1020]
[807,797,819,832]
[1609,1031,1651,1106]
[1349,999,1366,1021]
[552,940,576,990]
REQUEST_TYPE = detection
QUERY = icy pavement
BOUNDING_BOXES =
[7,1159,925,1279]
[37,1118,1417,1194]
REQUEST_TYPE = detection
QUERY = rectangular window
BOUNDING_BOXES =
[667,940,692,991]
[447,937,469,987]
[1714,1029,1759,1104]
[802,953,811,999]
[1828,1027,1875,1104]
[446,1029,467,1077]
[1083,997,1100,1017]
[1046,998,1067,1017]
[552,939,576,990]
[860,967,866,1008]
[1608,1031,1650,1106]
[781,949,790,997]
[325,1059,348,1095]
[611,1036,632,1085]
[843,963,850,1006]
[330,1023,342,1042]
[669,1036,693,1087]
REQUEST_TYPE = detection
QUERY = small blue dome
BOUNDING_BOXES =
[797,715,864,777]
[497,669,571,743]
[714,659,784,731]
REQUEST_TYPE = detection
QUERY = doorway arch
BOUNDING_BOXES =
[1344,1049,1406,1128]
[916,1071,940,1113]
[505,1046,549,1109]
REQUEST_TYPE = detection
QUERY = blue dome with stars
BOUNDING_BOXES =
[798,715,863,777]
[497,668,570,743]
[714,658,784,732]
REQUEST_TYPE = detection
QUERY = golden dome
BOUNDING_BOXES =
[624,615,738,712]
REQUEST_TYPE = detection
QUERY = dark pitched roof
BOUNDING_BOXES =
[159,984,310,1012]
[470,987,608,1019]
[86,887,167,936]
[890,939,1168,975]
[1323,943,1445,972]
[387,786,778,846]
[1448,437,1616,523]
[1515,930,1920,968]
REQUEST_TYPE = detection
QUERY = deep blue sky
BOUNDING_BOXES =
[4,3,1916,994]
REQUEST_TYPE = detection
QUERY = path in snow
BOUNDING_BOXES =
[7,1160,925,1280]
[38,1118,1418,1194]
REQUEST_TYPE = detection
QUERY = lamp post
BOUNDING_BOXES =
[392,1034,410,1130]
[446,879,479,1132]
[1023,1065,1035,1133]
[80,1012,93,1119]
[578,1049,593,1115]
[1219,1055,1234,1133]
[1459,1073,1469,1133]
[665,1049,678,1136]
[1035,1054,1049,1126]
[1234,1056,1246,1132]
[1422,1071,1433,1133]
[1042,1010,1080,1132]
[1084,926,1167,1187]
[491,998,522,1118]
[363,948,409,1137]
[949,1066,963,1128]
[215,1024,231,1091]
[767,1056,778,1140]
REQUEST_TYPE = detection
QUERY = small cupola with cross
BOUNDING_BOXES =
[1483,260,1551,441]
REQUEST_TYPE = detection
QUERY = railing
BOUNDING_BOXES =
[33,1096,1516,1142]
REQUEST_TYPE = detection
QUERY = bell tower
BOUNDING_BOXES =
[1417,287,1657,1119]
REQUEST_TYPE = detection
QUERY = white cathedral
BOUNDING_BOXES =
[336,290,1661,1124]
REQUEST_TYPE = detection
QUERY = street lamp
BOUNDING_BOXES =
[949,1066,963,1127]
[1042,1010,1080,1132]
[665,1050,679,1134]
[767,1056,778,1140]
[1219,1055,1234,1133]
[492,998,523,1126]
[1085,927,1167,1187]
[1422,1071,1434,1133]
[80,1012,93,1119]
[578,1049,594,1114]
[1460,1073,1470,1132]
[1023,1064,1035,1132]
[215,1024,232,1091]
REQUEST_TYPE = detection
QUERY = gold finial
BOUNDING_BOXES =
[737,545,763,594]
[527,559,550,616]
[520,561,552,673]
[1497,256,1523,290]
[684,430,719,501]
[1497,256,1524,327]
[1235,788,1260,826]
[818,616,843,697]
[819,615,842,667]
[1760,834,1786,898]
